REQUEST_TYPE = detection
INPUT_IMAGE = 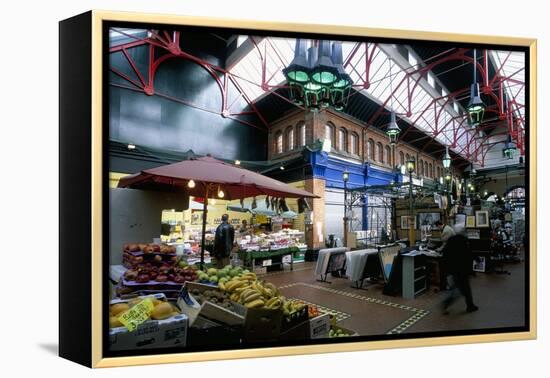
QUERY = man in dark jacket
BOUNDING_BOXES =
[214,214,235,268]
[441,228,479,314]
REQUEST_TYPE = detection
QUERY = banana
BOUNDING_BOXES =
[239,289,256,302]
[227,281,246,292]
[230,293,240,302]
[218,281,226,291]
[267,298,282,309]
[265,297,280,307]
[243,292,262,303]
[244,298,265,308]
[234,285,252,294]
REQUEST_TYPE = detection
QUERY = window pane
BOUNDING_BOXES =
[300,124,306,146]
[276,133,283,154]
[287,127,294,151]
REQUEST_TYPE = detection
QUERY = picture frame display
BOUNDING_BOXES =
[475,210,490,228]
[466,215,476,228]
[401,215,416,230]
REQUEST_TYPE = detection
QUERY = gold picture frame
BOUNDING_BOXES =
[59,10,537,368]
[466,215,476,228]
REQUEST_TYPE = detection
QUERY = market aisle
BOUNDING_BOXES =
[264,259,526,336]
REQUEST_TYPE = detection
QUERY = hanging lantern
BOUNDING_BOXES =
[385,112,401,145]
[442,146,451,169]
[466,50,486,127]
[503,135,517,159]
[283,39,310,106]
[310,40,338,86]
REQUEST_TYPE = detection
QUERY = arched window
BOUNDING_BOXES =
[350,132,359,155]
[405,153,410,162]
[325,122,335,147]
[377,142,384,163]
[297,122,306,147]
[399,151,405,165]
[429,163,433,178]
[338,128,348,152]
[285,126,294,151]
[436,166,441,178]
[368,139,375,161]
[424,162,429,178]
[385,145,392,166]
[275,131,283,154]
[419,159,424,175]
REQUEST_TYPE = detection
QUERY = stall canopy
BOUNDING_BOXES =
[118,155,317,200]
[118,155,317,267]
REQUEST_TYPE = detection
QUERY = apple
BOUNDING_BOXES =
[136,274,150,283]
[154,255,162,263]
[156,275,168,282]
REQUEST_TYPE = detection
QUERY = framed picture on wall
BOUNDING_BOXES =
[476,210,490,228]
[455,213,466,227]
[418,212,441,227]
[466,215,476,228]
[59,10,536,368]
[401,215,416,230]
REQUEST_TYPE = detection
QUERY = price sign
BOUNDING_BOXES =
[282,254,292,263]
[262,259,272,267]
[118,298,155,332]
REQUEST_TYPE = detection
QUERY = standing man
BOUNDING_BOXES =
[435,220,456,252]
[214,214,235,269]
[441,227,479,314]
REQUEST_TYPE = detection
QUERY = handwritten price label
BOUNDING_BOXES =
[118,298,154,332]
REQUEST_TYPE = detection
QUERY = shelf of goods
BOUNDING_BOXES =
[236,229,307,271]
[116,242,210,299]
[109,266,356,349]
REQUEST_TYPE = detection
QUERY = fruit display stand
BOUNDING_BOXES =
[108,293,188,351]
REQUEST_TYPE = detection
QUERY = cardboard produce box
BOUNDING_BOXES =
[108,294,188,351]
[309,313,331,339]
[178,282,244,327]
[188,316,243,347]
[232,302,283,342]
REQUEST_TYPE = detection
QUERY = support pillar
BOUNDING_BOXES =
[304,178,326,249]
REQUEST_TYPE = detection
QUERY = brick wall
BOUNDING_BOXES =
[268,109,447,179]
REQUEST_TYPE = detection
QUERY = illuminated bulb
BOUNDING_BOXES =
[280,166,285,170]
[127,143,136,150]
[187,180,196,188]
[218,189,225,198]
[235,160,241,165]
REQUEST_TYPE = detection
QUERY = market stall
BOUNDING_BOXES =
[118,155,318,268]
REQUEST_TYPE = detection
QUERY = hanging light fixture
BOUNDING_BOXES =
[284,39,353,112]
[282,39,310,106]
[442,146,451,169]
[187,179,196,188]
[503,135,517,159]
[385,58,401,145]
[217,185,225,198]
[466,49,486,127]
[386,112,401,145]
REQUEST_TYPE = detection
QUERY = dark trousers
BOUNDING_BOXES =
[443,274,475,310]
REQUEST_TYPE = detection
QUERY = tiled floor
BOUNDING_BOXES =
[264,258,526,336]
